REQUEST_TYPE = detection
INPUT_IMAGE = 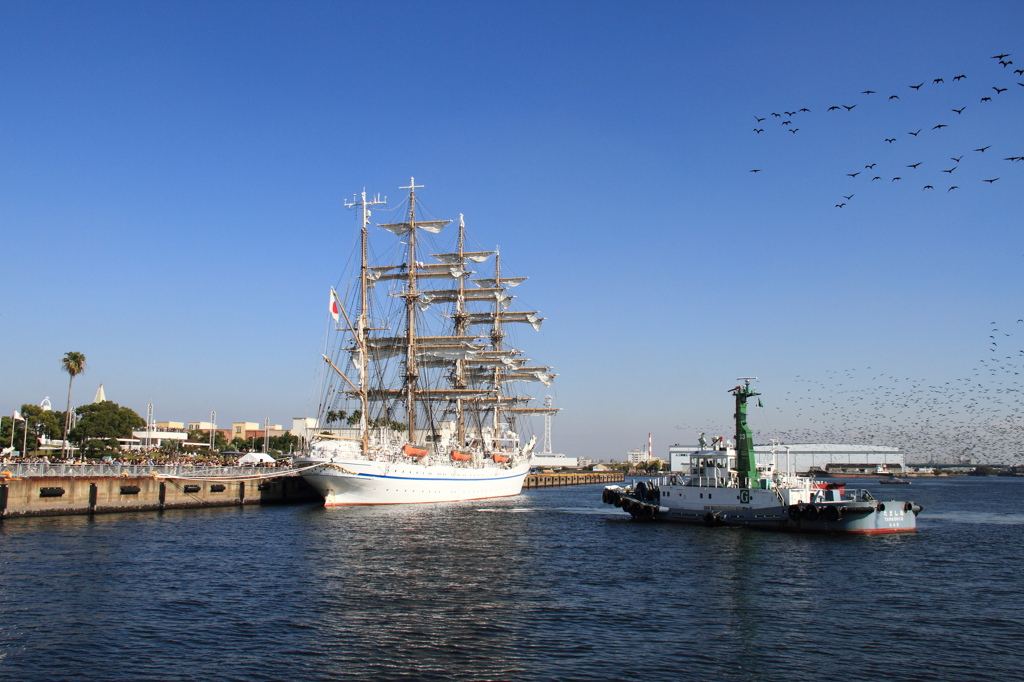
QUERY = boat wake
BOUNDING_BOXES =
[923,511,1024,525]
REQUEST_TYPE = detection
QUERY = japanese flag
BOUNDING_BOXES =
[329,288,340,322]
[13,410,24,422]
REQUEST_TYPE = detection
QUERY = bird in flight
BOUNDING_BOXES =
[755,116,766,122]
[847,172,860,177]
[933,78,944,84]
[907,162,922,168]
[948,186,958,192]
[983,178,1000,183]
[933,124,948,130]
[799,108,810,112]
[871,176,881,181]
[862,90,875,95]
[889,94,900,100]
[951,155,963,162]
[910,82,924,89]
[953,74,967,81]
[908,130,921,136]
[835,203,846,208]
[885,138,896,143]
[981,96,992,102]
[993,86,1008,94]
[976,146,991,152]
[843,104,856,111]
[754,128,764,133]
[828,106,840,111]
[843,194,854,200]
[892,177,901,181]
[942,167,957,173]
[992,53,1010,60]
[789,128,799,133]
[923,185,934,190]
[782,120,791,125]
[749,169,762,173]
[865,163,876,169]
[953,107,965,114]
[771,112,781,117]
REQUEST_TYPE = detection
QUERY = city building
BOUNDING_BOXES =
[667,442,905,474]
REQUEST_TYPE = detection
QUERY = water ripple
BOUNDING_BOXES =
[1,479,1022,680]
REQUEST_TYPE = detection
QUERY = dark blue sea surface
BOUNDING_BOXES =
[1,477,1022,681]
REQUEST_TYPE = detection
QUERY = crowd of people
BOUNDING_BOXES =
[0,449,292,468]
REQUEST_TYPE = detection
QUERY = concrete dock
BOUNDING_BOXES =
[524,472,624,488]
[0,465,624,518]
[0,470,319,518]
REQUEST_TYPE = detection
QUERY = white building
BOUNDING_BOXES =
[668,443,905,474]
[626,447,650,465]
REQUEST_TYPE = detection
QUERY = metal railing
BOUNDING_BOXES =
[0,463,292,479]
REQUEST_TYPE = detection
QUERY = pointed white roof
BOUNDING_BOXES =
[94,383,106,403]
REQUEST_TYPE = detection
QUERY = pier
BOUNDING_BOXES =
[0,465,625,518]
[524,472,624,488]
[0,464,319,518]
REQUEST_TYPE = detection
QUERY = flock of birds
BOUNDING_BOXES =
[683,319,1024,465]
[708,54,1024,464]
[748,52,1022,206]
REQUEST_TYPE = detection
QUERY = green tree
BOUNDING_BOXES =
[267,432,299,455]
[69,401,145,458]
[325,409,348,426]
[21,403,64,441]
[212,430,229,451]
[60,351,87,456]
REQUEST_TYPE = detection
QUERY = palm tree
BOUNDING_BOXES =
[60,351,86,457]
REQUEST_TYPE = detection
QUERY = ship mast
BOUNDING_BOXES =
[490,250,505,436]
[344,189,386,455]
[730,377,761,488]
[402,178,423,439]
[453,214,469,446]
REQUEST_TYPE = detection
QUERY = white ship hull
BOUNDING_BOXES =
[298,457,531,506]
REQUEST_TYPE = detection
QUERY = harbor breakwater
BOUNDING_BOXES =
[524,471,624,488]
[0,466,623,518]
[0,470,319,518]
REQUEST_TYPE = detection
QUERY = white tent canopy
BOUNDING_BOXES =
[237,453,275,465]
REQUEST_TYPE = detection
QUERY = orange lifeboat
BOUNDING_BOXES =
[450,450,472,462]
[403,444,428,458]
[492,454,510,464]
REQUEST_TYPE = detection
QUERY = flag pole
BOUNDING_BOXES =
[8,413,14,449]
[22,418,28,455]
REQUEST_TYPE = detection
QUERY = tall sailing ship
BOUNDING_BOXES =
[295,179,557,505]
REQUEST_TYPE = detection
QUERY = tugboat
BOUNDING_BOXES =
[602,379,922,534]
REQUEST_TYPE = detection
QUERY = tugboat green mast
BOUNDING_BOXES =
[730,377,760,489]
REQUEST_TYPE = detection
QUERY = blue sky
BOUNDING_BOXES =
[2,1,1022,462]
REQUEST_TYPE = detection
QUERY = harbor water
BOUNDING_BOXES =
[1,477,1022,681]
